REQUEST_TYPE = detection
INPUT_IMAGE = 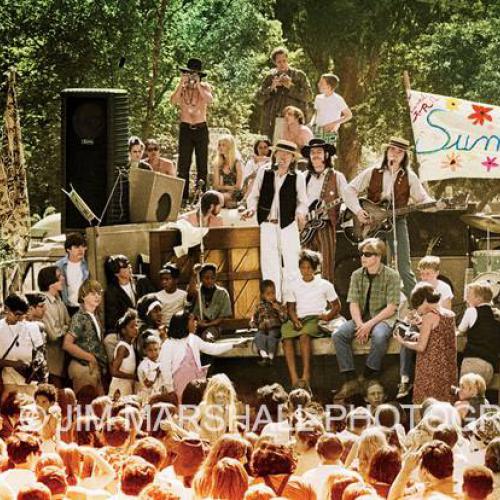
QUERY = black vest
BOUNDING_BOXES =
[463,305,500,367]
[257,169,297,228]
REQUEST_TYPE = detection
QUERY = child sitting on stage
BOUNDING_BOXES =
[250,280,287,367]
[108,309,138,398]
[137,336,162,404]
[454,372,489,422]
[281,249,341,388]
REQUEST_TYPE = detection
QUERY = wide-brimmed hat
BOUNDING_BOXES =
[384,136,411,151]
[301,138,336,158]
[271,139,301,159]
[179,58,207,77]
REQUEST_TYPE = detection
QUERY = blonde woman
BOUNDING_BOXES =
[212,134,243,208]
[197,374,240,442]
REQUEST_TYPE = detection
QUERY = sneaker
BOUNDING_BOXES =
[396,382,412,400]
[332,380,361,403]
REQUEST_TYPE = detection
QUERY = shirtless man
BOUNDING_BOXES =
[281,105,313,150]
[181,190,224,228]
[170,58,213,202]
[144,138,175,176]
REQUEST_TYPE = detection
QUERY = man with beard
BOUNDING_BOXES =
[301,139,358,283]
[256,47,312,142]
[181,190,224,228]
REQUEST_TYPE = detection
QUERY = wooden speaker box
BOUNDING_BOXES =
[129,169,185,223]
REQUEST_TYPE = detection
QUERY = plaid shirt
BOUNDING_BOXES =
[251,300,287,332]
[347,265,400,326]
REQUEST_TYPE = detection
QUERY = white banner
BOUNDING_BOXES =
[408,89,500,181]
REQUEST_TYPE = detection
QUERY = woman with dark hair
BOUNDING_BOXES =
[128,136,152,170]
[242,138,272,200]
[38,265,70,387]
[158,310,246,402]
[394,282,457,405]
[250,442,316,499]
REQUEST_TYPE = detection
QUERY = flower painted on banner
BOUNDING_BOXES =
[468,105,494,126]
[441,152,462,171]
[481,156,499,173]
[445,98,461,111]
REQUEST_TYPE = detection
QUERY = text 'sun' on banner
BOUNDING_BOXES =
[408,90,500,181]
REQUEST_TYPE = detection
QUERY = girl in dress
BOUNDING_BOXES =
[394,282,457,407]
[281,249,341,387]
[108,309,138,398]
[158,311,246,404]
[212,134,243,208]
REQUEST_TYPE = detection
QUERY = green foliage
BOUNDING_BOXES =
[1,0,283,216]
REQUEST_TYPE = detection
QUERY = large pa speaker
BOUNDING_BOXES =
[61,89,129,232]
[129,169,185,223]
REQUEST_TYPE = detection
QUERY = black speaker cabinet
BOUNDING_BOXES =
[61,89,129,232]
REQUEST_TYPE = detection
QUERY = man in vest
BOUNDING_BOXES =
[301,138,359,283]
[346,137,434,300]
[243,139,308,301]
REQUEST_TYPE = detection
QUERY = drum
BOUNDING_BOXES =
[472,250,500,274]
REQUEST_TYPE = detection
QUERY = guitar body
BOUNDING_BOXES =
[341,198,394,243]
[300,199,330,246]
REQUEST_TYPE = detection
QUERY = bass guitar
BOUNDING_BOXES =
[339,197,455,244]
[300,197,342,246]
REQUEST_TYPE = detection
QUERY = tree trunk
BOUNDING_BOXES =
[335,53,364,180]
[142,0,169,138]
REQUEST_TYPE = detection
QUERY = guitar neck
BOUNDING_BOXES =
[395,201,436,216]
[309,198,342,219]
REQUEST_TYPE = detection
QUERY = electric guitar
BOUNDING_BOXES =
[340,197,458,244]
[300,197,342,246]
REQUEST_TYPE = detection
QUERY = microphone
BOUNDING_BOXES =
[197,179,206,189]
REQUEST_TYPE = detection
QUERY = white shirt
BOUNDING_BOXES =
[120,282,135,306]
[314,92,348,126]
[247,167,308,222]
[158,334,236,392]
[348,166,434,214]
[137,357,162,400]
[435,279,454,305]
[66,260,84,306]
[458,303,491,332]
[305,169,359,213]
[156,289,188,326]
[0,469,37,496]
[284,275,338,318]
[303,464,351,497]
[0,319,44,385]
[88,312,102,341]
[243,157,271,181]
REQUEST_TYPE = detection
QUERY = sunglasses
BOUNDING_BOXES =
[147,147,159,152]
[360,251,379,258]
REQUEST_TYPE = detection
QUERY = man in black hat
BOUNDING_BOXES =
[171,58,213,202]
[301,139,359,283]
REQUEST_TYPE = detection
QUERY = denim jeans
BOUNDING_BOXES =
[385,217,416,300]
[254,328,281,357]
[399,346,416,380]
[332,319,393,373]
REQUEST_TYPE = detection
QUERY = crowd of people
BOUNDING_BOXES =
[1,45,500,498]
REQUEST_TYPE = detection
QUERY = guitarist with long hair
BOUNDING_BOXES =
[301,138,359,282]
[346,137,434,300]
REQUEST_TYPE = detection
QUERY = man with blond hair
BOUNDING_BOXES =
[333,238,400,401]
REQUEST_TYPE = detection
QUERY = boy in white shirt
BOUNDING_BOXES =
[155,262,189,328]
[310,73,352,143]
